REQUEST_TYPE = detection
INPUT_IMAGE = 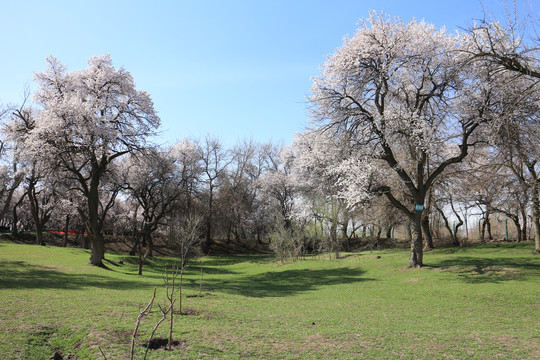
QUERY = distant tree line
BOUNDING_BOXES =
[0,5,538,267]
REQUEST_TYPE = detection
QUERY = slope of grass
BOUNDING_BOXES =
[0,240,538,359]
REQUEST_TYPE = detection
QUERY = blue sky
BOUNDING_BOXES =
[0,0,514,147]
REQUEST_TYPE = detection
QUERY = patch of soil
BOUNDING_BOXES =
[143,337,184,350]
[172,307,215,319]
[109,329,132,342]
[186,292,214,298]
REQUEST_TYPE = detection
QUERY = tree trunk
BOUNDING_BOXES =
[87,179,105,267]
[408,213,423,268]
[147,236,154,258]
[341,218,350,251]
[521,207,527,241]
[330,220,339,259]
[510,217,522,242]
[36,223,45,246]
[11,202,19,237]
[422,214,434,249]
[129,237,139,256]
[486,218,493,241]
[386,226,392,239]
[532,181,540,253]
[90,232,106,266]
[63,215,70,247]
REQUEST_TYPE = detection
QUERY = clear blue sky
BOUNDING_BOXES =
[0,0,514,147]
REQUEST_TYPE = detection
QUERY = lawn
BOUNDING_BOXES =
[0,240,538,359]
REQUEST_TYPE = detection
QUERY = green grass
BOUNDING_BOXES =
[0,241,538,359]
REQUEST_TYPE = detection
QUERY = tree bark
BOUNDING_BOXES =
[422,214,434,249]
[531,178,540,253]
[63,215,70,247]
[90,232,106,267]
[408,212,423,268]
[510,217,522,242]
[86,176,106,267]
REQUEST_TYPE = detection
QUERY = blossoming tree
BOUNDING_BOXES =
[309,13,494,267]
[28,55,160,267]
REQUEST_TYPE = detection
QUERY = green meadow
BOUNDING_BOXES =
[0,240,538,359]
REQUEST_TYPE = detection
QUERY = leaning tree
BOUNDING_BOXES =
[308,12,499,267]
[27,55,159,266]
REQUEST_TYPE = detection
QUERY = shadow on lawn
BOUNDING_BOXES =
[0,260,152,290]
[114,256,240,276]
[427,256,539,283]
[194,267,373,298]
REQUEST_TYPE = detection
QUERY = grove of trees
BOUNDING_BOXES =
[0,9,538,267]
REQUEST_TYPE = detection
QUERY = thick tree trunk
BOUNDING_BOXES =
[87,179,105,267]
[408,213,423,268]
[36,223,45,246]
[90,232,106,266]
[407,223,413,242]
[147,237,154,258]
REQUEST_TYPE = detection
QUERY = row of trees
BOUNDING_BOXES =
[0,8,538,268]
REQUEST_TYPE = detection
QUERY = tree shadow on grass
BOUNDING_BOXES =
[0,261,153,290]
[193,267,373,298]
[198,254,274,267]
[114,256,239,276]
[427,256,540,284]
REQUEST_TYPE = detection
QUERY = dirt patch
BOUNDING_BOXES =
[178,307,200,316]
[173,307,215,319]
[186,292,215,298]
[109,329,132,342]
[143,337,184,350]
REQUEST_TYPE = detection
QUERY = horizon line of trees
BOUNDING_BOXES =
[0,5,538,267]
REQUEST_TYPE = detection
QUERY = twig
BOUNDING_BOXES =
[130,288,156,360]
[98,345,108,360]
[143,303,172,360]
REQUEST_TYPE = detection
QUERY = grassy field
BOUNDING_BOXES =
[0,240,538,359]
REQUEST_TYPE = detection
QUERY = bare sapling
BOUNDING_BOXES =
[163,264,180,350]
[199,257,207,297]
[143,303,172,359]
[169,213,203,311]
[130,288,156,360]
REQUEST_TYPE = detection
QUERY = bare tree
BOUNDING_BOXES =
[198,136,230,250]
